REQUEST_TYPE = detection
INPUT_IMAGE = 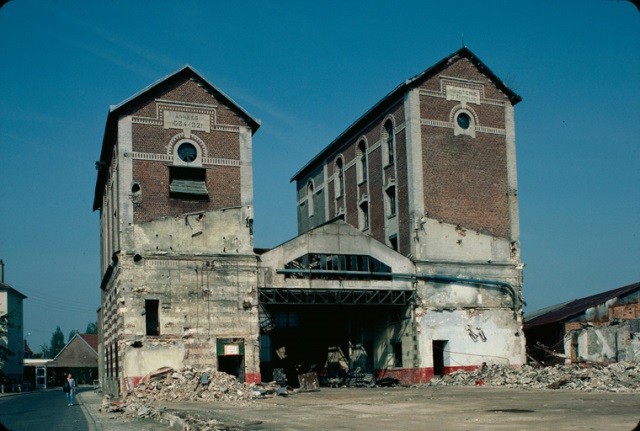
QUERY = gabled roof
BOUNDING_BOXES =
[0,282,27,299]
[53,333,98,362]
[524,281,640,330]
[93,65,260,211]
[79,334,98,353]
[291,47,521,182]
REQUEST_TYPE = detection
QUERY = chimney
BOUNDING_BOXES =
[0,260,4,283]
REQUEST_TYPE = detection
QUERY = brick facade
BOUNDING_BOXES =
[94,66,261,396]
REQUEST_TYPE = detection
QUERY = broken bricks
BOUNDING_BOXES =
[428,361,640,392]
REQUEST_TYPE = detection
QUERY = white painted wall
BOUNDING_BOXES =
[417,308,525,368]
[419,218,513,263]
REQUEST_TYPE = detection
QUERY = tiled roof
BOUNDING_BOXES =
[79,333,99,353]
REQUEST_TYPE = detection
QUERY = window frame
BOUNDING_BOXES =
[335,157,345,198]
[384,120,395,167]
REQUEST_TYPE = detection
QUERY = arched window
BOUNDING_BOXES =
[384,120,395,166]
[358,140,368,183]
[386,185,396,217]
[335,158,344,197]
[307,181,314,217]
[359,200,370,230]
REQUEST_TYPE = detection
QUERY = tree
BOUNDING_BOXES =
[48,326,65,358]
[68,329,79,342]
[0,313,14,364]
[85,322,97,334]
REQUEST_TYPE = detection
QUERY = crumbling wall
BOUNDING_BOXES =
[417,307,524,370]
[108,251,260,392]
[564,323,640,364]
[130,207,252,255]
[418,218,515,263]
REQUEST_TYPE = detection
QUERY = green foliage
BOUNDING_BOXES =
[37,343,49,358]
[0,313,14,363]
[85,322,98,334]
[67,328,79,342]
[49,326,65,358]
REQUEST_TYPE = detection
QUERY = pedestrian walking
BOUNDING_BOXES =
[62,373,77,406]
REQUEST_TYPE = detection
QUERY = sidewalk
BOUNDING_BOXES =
[77,388,174,431]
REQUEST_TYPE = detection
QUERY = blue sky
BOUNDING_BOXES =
[0,1,638,352]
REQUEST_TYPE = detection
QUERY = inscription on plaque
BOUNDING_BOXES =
[446,85,481,105]
[224,344,240,356]
[163,110,211,132]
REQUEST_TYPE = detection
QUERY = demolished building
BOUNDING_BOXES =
[525,281,640,364]
[94,47,526,395]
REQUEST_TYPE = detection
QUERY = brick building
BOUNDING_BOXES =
[93,66,261,395]
[95,48,526,395]
[283,47,525,382]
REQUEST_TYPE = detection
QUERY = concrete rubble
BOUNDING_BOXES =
[99,366,289,430]
[96,363,640,430]
[427,361,640,392]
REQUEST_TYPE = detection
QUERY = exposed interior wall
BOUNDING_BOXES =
[563,323,640,364]
[419,217,515,263]
[417,308,525,369]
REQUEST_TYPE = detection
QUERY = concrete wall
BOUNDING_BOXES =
[260,221,415,290]
[564,324,640,363]
[417,308,525,369]
[97,69,260,395]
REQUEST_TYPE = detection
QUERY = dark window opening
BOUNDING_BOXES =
[145,299,160,336]
[283,253,392,279]
[391,340,402,367]
[307,182,314,217]
[358,141,368,182]
[114,342,119,378]
[386,186,396,217]
[336,159,344,197]
[385,120,394,165]
[177,142,198,162]
[360,201,369,230]
[389,235,398,252]
[169,166,209,200]
[456,112,471,130]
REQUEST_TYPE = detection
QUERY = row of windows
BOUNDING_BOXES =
[305,119,397,224]
[334,119,395,196]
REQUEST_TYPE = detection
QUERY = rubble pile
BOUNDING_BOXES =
[127,367,262,404]
[428,362,640,392]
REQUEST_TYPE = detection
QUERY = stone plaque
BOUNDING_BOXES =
[163,110,211,132]
[223,344,240,356]
[446,85,481,105]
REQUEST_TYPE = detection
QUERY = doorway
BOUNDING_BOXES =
[432,340,448,376]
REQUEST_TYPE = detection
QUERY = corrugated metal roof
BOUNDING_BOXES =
[524,281,640,330]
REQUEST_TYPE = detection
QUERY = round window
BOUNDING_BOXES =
[456,112,471,130]
[177,142,197,162]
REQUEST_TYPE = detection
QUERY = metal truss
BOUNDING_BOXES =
[258,288,415,306]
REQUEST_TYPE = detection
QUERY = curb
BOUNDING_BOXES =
[77,391,102,431]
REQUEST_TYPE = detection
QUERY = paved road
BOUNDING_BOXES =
[0,387,91,431]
